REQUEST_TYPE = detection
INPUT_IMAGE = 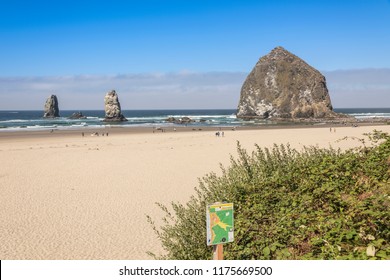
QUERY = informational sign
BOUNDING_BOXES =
[206,202,234,246]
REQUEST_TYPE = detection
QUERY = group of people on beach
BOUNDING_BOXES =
[82,132,109,137]
[153,127,167,133]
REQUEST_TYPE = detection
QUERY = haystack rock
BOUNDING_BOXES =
[43,94,60,118]
[237,46,339,119]
[103,90,127,122]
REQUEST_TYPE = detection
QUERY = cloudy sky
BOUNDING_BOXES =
[0,0,389,109]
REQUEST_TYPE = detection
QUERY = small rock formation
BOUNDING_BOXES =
[165,116,195,124]
[165,117,177,123]
[68,112,86,119]
[103,90,127,122]
[43,95,60,118]
[237,46,339,119]
[179,117,194,124]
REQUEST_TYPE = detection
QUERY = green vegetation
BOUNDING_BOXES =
[147,131,390,260]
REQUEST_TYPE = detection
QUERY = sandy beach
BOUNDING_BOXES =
[1,124,389,259]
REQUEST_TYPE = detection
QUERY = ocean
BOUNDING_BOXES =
[0,108,389,132]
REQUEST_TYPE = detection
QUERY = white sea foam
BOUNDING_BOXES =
[0,119,30,123]
[71,123,87,127]
[350,113,390,119]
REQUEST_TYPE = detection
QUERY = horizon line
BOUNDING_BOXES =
[1,107,390,111]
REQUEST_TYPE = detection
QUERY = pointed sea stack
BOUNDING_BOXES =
[237,46,339,119]
[43,94,60,118]
[103,90,127,122]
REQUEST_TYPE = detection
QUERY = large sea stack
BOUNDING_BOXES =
[237,46,338,119]
[43,94,60,118]
[103,90,127,122]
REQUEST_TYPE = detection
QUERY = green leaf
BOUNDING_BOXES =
[281,248,291,257]
[263,247,271,256]
[346,232,354,240]
[375,250,388,259]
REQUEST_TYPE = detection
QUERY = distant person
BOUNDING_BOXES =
[82,132,84,137]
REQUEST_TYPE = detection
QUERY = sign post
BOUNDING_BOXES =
[213,244,224,260]
[206,202,234,260]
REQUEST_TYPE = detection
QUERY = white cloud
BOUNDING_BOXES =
[324,69,390,108]
[0,72,246,110]
[0,69,389,110]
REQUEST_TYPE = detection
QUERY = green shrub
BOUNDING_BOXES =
[147,131,390,260]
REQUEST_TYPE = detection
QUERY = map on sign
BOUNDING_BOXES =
[206,202,234,246]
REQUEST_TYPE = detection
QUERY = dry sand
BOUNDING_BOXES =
[1,124,389,259]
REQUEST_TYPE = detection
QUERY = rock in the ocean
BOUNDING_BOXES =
[165,117,177,123]
[43,95,60,118]
[179,117,194,124]
[68,112,86,119]
[165,116,195,124]
[237,46,338,119]
[103,90,127,122]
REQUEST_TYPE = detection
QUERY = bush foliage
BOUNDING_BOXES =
[147,131,390,260]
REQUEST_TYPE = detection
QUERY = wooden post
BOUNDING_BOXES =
[213,244,224,260]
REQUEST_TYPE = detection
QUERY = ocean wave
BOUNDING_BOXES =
[0,119,27,123]
[125,117,165,121]
[350,113,390,119]
[27,125,58,129]
[121,123,175,128]
[71,123,87,127]
[163,115,233,119]
[350,113,390,116]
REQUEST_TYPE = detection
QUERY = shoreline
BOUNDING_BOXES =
[1,121,388,140]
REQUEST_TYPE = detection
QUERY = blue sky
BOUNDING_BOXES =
[0,0,389,109]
